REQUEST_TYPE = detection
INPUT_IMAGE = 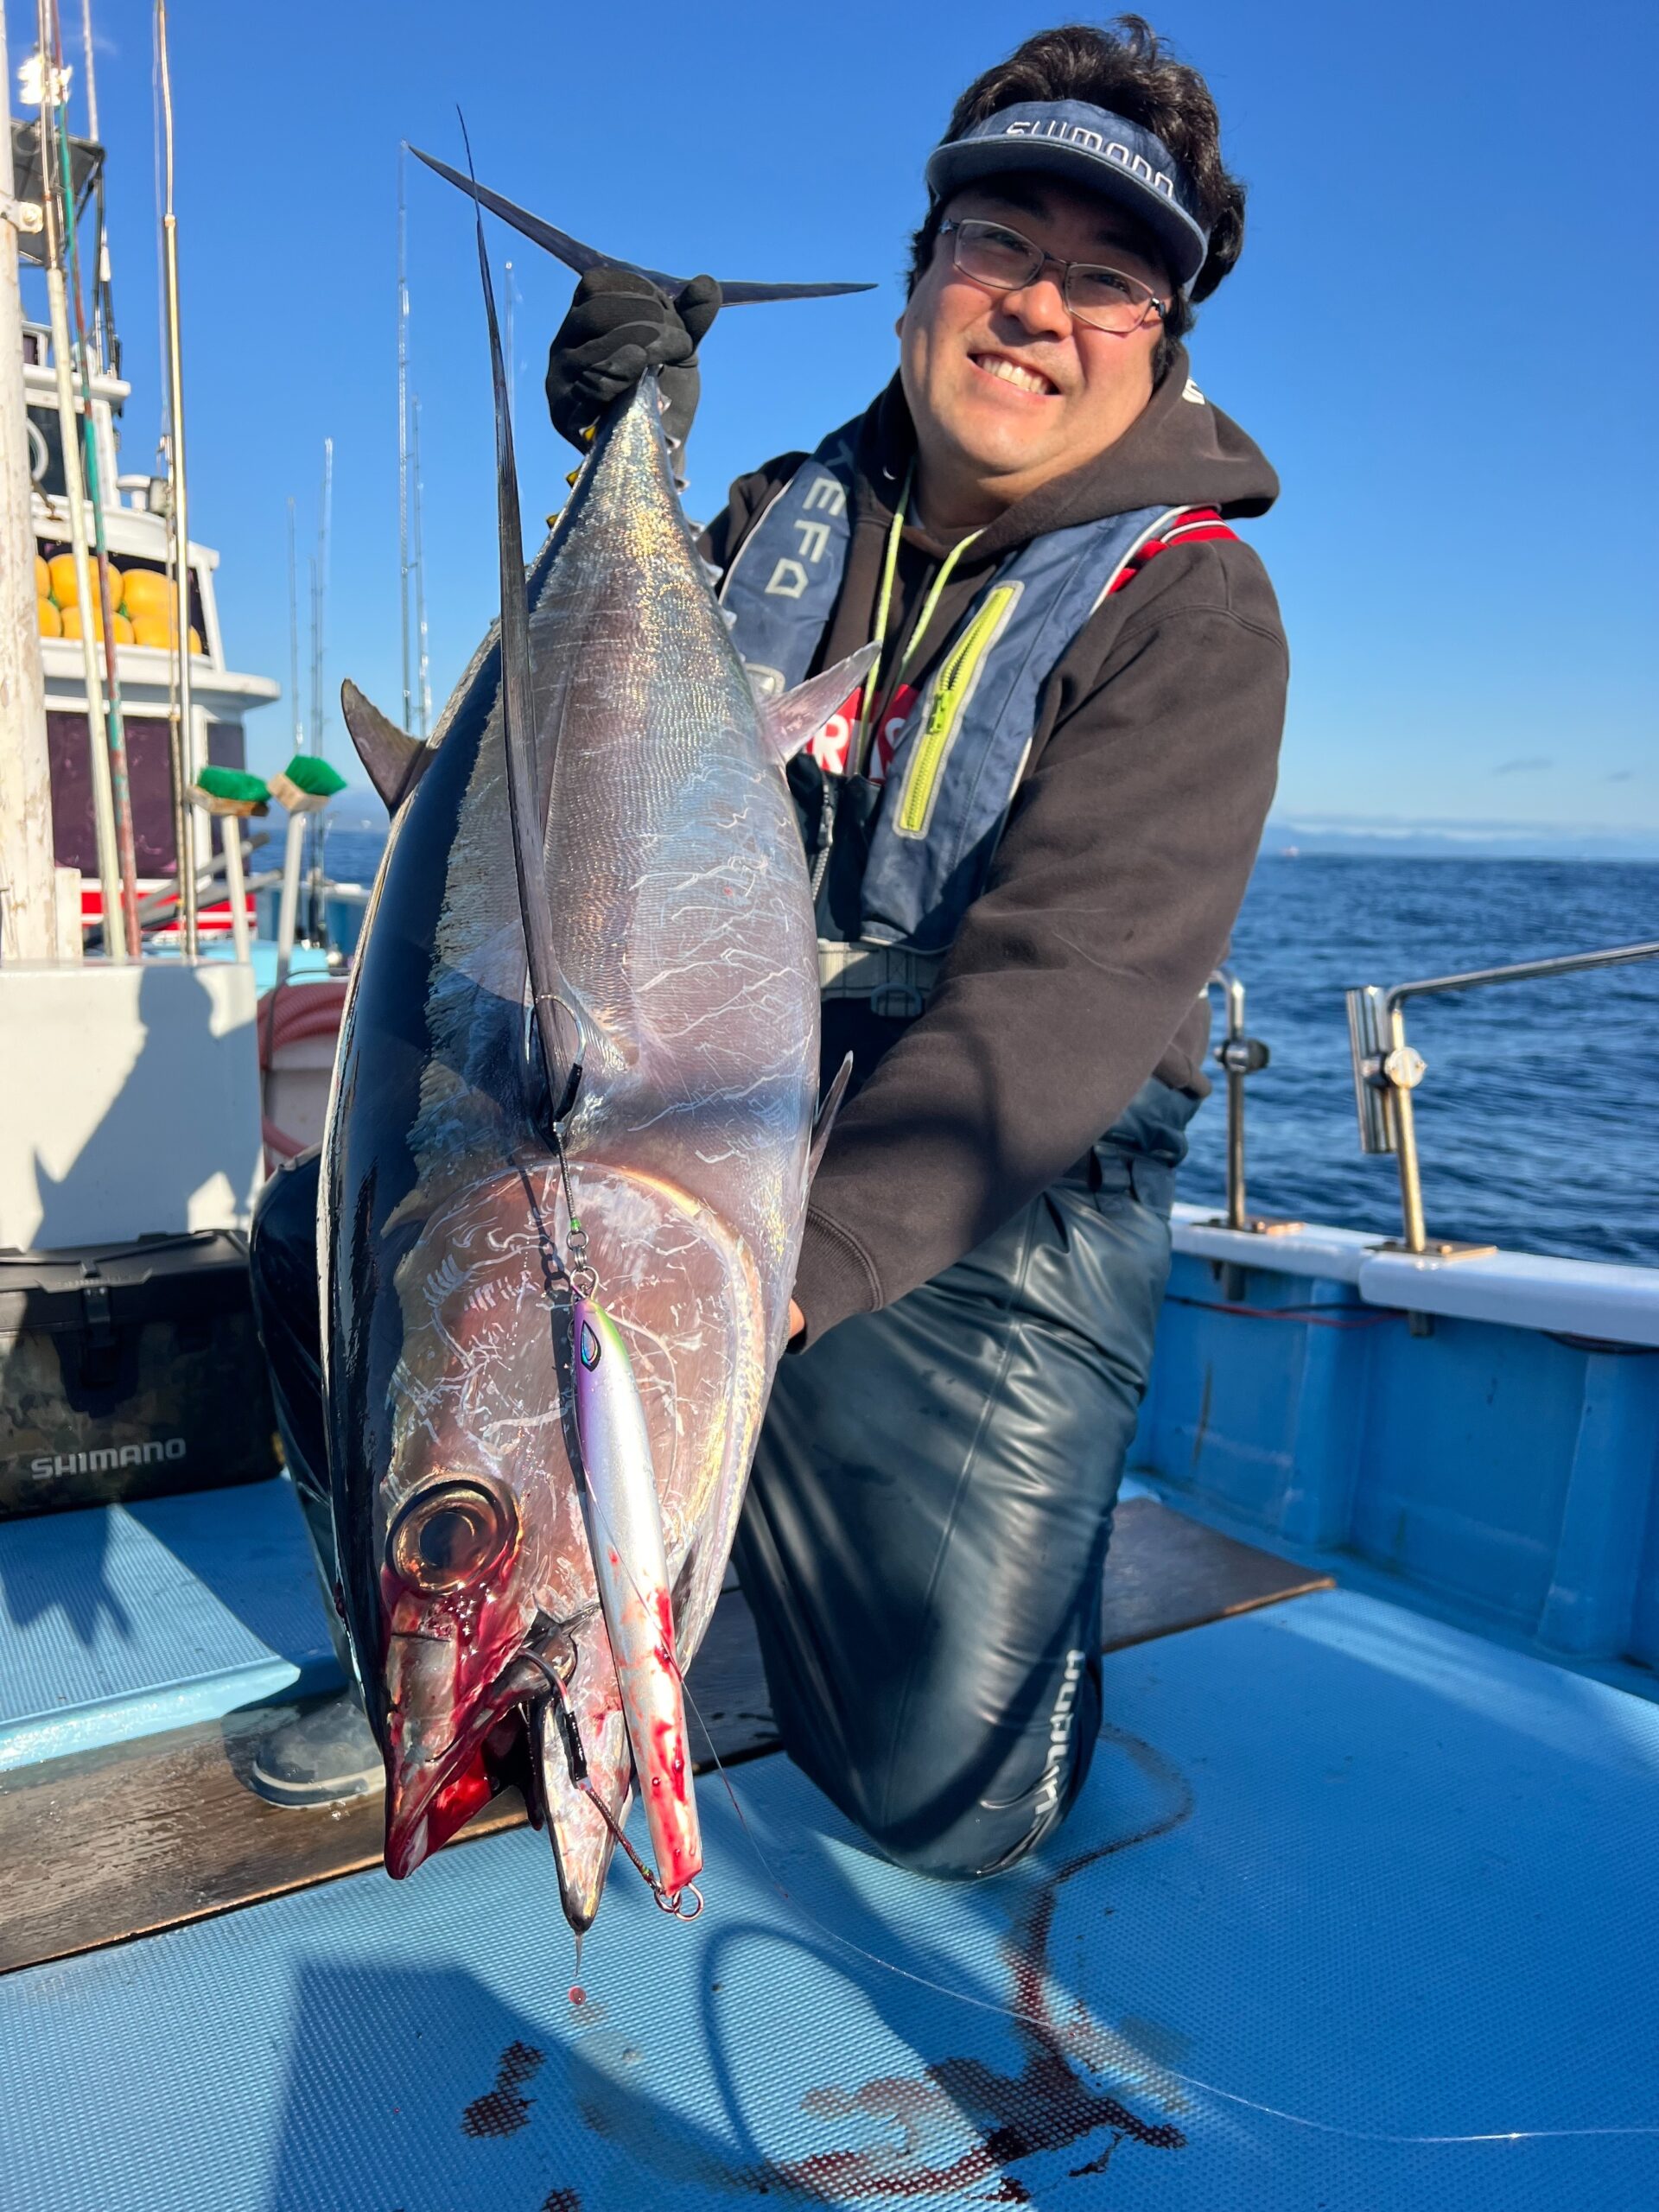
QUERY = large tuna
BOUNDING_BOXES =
[320,173,869,1931]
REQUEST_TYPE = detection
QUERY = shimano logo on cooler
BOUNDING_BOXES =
[27,1437,187,1480]
[1033,1646,1088,1819]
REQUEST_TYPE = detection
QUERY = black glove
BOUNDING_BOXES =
[544,268,721,456]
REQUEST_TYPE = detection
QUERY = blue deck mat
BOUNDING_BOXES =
[0,1478,341,1767]
[3,1588,1657,2209]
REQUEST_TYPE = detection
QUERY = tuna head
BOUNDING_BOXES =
[372,1163,583,1881]
[361,1147,762,1910]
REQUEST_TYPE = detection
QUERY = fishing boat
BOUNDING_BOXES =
[25,310,281,944]
[1,31,1657,2212]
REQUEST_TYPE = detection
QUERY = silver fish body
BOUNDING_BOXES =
[321,374,818,1923]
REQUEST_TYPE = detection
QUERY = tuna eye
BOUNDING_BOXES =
[388,1481,516,1592]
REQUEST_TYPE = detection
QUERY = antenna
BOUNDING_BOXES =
[308,436,332,757]
[397,143,411,732]
[286,493,302,754]
[411,392,431,738]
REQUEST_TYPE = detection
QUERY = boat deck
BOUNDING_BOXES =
[3,1571,1657,2209]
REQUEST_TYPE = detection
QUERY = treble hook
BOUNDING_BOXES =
[576,1776,702,1923]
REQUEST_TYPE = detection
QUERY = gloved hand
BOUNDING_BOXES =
[544,268,721,455]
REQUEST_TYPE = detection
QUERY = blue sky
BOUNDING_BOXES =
[17,0,1656,831]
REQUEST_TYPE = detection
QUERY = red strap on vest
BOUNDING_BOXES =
[1106,506,1236,594]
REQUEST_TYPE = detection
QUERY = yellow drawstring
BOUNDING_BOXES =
[851,468,985,776]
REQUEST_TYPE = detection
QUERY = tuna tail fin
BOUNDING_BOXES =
[340,680,430,813]
[459,118,582,1122]
[809,1053,854,1185]
[757,645,880,767]
[410,145,875,304]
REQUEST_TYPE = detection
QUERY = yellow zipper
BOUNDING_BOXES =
[894,585,1019,838]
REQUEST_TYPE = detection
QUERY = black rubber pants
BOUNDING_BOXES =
[735,1077,1196,1879]
[247,1081,1196,1877]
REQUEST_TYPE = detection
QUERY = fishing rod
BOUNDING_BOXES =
[49,0,139,956]
[305,436,332,941]
[411,393,430,735]
[34,2,124,960]
[155,0,197,957]
[397,144,411,732]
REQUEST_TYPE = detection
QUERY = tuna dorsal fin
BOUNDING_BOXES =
[410,146,874,305]
[757,645,880,768]
[340,680,429,812]
[809,1053,854,1185]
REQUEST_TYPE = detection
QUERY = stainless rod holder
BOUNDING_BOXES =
[1207,968,1300,1238]
[1347,938,1659,1255]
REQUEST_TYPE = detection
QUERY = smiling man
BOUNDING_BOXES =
[550,16,1286,1876]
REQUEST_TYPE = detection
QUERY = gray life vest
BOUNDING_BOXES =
[717,415,1184,957]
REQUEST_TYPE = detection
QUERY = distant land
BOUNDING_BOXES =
[1262,817,1659,862]
[320,791,1659,864]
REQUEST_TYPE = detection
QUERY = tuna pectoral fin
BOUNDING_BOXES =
[411,147,874,303]
[340,680,429,812]
[809,1052,855,1185]
[757,645,880,767]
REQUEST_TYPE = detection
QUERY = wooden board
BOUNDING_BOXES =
[1101,1494,1332,1651]
[0,1503,1327,1976]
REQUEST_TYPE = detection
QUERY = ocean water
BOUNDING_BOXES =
[1182,856,1659,1266]
[322,827,1659,1268]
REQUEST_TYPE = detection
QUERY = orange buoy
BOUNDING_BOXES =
[120,569,175,620]
[36,597,61,637]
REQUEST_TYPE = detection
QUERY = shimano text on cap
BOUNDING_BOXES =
[925,99,1210,293]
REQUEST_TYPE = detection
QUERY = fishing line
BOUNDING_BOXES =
[563,1461,1659,2152]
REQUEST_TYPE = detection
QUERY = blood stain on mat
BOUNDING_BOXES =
[461,2040,547,2138]
[752,1727,1192,2202]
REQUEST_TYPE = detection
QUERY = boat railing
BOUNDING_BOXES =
[1346,940,1659,1255]
[1205,966,1299,1236]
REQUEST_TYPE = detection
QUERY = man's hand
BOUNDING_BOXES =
[545,269,721,454]
[788,1299,805,1345]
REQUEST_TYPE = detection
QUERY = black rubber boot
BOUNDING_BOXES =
[248,1692,383,1808]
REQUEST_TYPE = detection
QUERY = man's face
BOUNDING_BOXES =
[899,173,1172,518]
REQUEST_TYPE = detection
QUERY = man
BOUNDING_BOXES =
[250,17,1285,1873]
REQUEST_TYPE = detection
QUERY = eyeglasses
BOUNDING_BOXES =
[938,219,1168,334]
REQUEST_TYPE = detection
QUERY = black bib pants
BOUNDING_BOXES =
[249,1076,1194,1882]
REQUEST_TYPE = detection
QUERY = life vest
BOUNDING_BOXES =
[718,416,1220,962]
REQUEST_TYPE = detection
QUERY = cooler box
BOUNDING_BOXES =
[0,1231,280,1517]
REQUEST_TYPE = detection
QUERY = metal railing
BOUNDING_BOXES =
[1205,967,1298,1235]
[1347,939,1659,1255]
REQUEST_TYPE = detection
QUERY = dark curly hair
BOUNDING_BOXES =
[907,17,1247,367]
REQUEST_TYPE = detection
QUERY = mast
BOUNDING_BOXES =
[0,6,58,963]
[156,0,196,956]
[37,8,123,960]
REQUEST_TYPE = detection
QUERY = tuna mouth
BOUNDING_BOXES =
[383,1626,576,1878]
[968,350,1060,397]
